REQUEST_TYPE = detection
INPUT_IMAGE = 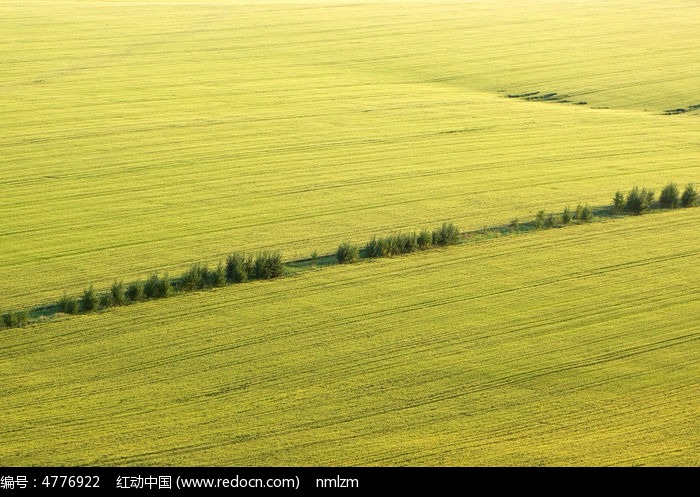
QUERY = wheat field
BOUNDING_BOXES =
[1,0,699,466]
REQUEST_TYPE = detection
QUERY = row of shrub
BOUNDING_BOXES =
[530,203,594,230]
[5,185,698,328]
[614,182,698,215]
[337,222,461,263]
[2,309,29,329]
[50,251,285,317]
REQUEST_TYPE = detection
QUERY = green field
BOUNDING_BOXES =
[2,212,699,465]
[1,0,699,465]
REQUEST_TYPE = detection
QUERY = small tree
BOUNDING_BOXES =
[157,273,173,298]
[59,293,79,314]
[417,229,432,249]
[576,204,593,222]
[254,251,284,279]
[126,280,144,303]
[365,236,385,258]
[659,182,680,209]
[681,183,698,207]
[625,186,654,215]
[81,285,99,312]
[534,210,546,229]
[226,253,253,283]
[336,242,359,263]
[144,274,159,299]
[99,292,114,309]
[209,261,227,287]
[432,222,460,246]
[561,207,572,225]
[111,281,126,306]
[3,309,29,328]
[613,190,625,213]
[181,263,208,291]
[509,218,520,232]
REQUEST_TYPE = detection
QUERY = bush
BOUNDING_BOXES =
[365,236,385,258]
[126,280,144,303]
[544,212,558,228]
[534,210,546,229]
[417,229,432,249]
[58,293,79,314]
[613,190,625,213]
[432,222,461,246]
[81,285,99,312]
[625,186,654,215]
[3,309,29,328]
[226,253,253,283]
[99,292,114,309]
[336,242,359,263]
[152,273,173,298]
[254,251,285,279]
[561,207,572,225]
[143,273,172,299]
[181,263,209,291]
[576,204,593,222]
[509,218,520,232]
[209,261,227,287]
[111,281,126,306]
[374,232,419,257]
[397,232,418,254]
[681,183,698,207]
[659,182,680,209]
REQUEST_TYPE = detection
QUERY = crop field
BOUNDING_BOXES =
[2,0,700,308]
[1,0,699,466]
[1,211,699,466]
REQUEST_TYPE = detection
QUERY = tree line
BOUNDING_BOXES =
[3,183,698,329]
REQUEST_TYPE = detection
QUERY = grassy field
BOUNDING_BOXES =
[1,210,698,465]
[1,0,699,465]
[2,0,700,308]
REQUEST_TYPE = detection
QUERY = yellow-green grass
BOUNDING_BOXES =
[1,210,698,466]
[2,0,700,308]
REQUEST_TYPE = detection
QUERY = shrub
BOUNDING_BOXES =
[432,222,461,246]
[365,236,385,258]
[126,280,144,303]
[659,182,680,209]
[681,183,698,207]
[226,253,253,283]
[417,229,432,249]
[544,212,558,228]
[534,210,546,229]
[625,186,654,215]
[336,242,359,263]
[254,251,285,279]
[181,263,208,291]
[561,207,572,225]
[81,285,99,312]
[143,273,172,299]
[398,232,418,254]
[99,292,114,309]
[154,273,173,298]
[209,261,227,287]
[613,190,626,213]
[58,293,79,314]
[3,309,29,328]
[509,218,520,232]
[576,203,593,222]
[111,281,126,306]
